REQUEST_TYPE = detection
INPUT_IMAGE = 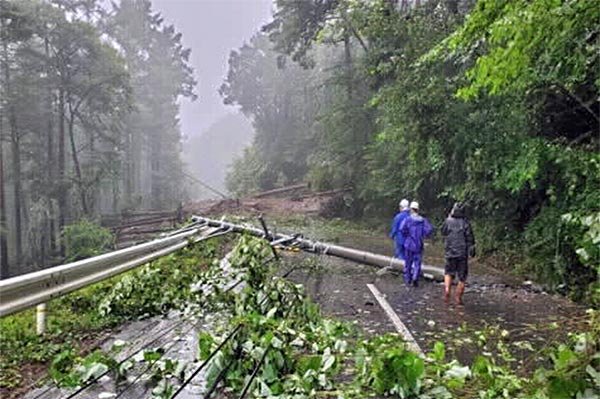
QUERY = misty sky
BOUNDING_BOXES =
[150,0,273,138]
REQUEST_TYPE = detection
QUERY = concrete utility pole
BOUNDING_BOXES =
[191,215,444,279]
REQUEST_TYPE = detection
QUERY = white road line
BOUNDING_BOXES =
[366,283,423,356]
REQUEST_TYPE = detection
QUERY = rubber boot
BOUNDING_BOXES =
[444,275,452,303]
[455,282,465,306]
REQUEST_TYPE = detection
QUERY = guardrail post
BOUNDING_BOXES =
[36,303,47,335]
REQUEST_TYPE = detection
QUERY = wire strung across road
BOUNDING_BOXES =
[203,351,239,398]
[170,324,243,398]
[120,249,276,399]
[181,171,229,199]
[29,315,188,399]
[170,260,280,398]
[56,228,234,399]
[171,263,299,399]
[238,344,272,399]
[171,268,293,397]
[113,317,205,399]
[58,315,194,399]
[44,241,293,399]
[236,291,296,399]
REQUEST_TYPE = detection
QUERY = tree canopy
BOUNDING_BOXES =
[0,0,195,275]
[222,0,599,302]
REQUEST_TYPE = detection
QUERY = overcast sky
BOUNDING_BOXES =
[150,0,273,137]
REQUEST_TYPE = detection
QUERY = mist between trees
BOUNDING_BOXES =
[0,0,598,304]
[0,0,195,277]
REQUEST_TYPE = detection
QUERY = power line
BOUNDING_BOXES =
[181,171,229,199]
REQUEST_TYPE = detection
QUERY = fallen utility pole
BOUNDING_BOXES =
[191,215,445,279]
[250,183,308,199]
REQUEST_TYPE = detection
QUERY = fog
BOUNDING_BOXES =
[150,0,272,197]
[151,0,272,138]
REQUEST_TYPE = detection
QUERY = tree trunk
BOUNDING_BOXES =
[3,35,22,265]
[67,100,89,215]
[9,100,22,265]
[343,31,353,100]
[0,111,8,278]
[0,22,9,277]
[58,86,67,256]
[45,37,57,257]
[124,129,133,207]
[89,125,97,214]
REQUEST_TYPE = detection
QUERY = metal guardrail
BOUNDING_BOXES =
[0,224,223,318]
[0,213,444,319]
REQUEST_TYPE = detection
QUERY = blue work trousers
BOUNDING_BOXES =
[394,242,405,260]
[404,250,422,284]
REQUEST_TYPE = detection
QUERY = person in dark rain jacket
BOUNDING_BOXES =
[390,199,410,260]
[400,201,433,287]
[441,202,475,305]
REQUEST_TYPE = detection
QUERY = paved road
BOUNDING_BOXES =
[286,248,585,372]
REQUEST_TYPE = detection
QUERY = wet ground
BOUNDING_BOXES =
[22,255,242,399]
[283,225,586,373]
[20,217,589,398]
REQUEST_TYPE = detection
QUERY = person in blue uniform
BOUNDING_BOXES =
[390,199,410,260]
[400,201,434,287]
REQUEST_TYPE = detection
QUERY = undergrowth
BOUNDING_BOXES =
[2,234,598,398]
[0,237,222,392]
[192,237,599,399]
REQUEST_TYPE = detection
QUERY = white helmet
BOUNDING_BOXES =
[410,201,420,210]
[399,199,409,210]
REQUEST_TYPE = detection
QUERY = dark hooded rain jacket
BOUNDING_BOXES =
[441,205,475,259]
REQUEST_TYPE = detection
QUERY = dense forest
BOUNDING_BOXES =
[0,0,195,276]
[222,0,599,303]
[0,0,598,303]
[0,1,599,397]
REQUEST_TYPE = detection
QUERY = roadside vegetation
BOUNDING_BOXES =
[19,236,597,398]
[0,221,223,395]
[1,0,598,397]
[1,0,196,277]
[221,0,599,305]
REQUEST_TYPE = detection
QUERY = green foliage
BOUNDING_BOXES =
[193,236,353,397]
[8,233,597,397]
[428,311,600,399]
[110,0,197,209]
[263,0,339,67]
[62,220,114,262]
[201,238,599,398]
[355,0,599,300]
[0,239,220,390]
[229,0,600,301]
[355,334,425,396]
[221,34,321,194]
[434,0,600,97]
[47,343,186,397]
[49,349,117,388]
[226,146,267,197]
[98,242,217,318]
[0,284,119,389]
[222,18,374,200]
